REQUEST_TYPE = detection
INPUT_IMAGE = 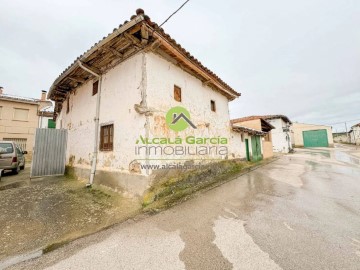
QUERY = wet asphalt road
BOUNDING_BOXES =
[10,145,360,270]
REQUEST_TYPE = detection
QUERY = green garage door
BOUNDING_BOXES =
[303,129,329,147]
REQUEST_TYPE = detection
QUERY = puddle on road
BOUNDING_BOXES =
[334,151,360,165]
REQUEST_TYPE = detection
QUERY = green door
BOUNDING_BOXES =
[251,136,262,161]
[245,139,250,161]
[303,129,328,147]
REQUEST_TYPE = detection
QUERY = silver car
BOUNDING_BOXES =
[0,141,27,174]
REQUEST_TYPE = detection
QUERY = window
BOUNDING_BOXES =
[0,106,2,118]
[210,100,216,112]
[0,143,14,154]
[13,108,29,121]
[100,124,114,151]
[174,85,181,102]
[93,80,99,96]
[241,133,244,142]
[66,97,70,114]
[48,119,56,129]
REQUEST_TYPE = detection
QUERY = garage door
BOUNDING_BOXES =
[303,129,329,147]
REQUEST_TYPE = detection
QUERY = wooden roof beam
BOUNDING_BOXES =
[68,76,86,84]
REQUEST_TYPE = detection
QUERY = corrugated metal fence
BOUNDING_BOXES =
[30,128,68,178]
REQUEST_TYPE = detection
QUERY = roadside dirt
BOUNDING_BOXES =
[0,171,141,261]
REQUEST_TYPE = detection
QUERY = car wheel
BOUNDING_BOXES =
[20,163,25,170]
[12,165,20,174]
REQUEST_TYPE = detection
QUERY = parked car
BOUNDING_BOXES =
[0,141,27,174]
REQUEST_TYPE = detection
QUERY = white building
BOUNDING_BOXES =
[350,124,360,145]
[261,115,293,153]
[48,9,245,195]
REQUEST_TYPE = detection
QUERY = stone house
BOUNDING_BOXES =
[0,87,53,153]
[48,9,246,195]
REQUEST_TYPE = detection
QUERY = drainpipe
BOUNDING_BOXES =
[78,61,102,187]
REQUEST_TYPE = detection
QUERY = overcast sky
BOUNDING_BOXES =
[1,0,359,131]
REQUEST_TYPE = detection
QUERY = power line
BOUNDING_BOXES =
[159,0,191,28]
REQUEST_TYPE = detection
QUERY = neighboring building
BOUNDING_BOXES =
[261,115,292,153]
[350,123,360,145]
[0,87,53,153]
[38,104,55,129]
[333,132,350,143]
[48,9,243,195]
[291,123,334,148]
[231,125,266,162]
[231,116,274,159]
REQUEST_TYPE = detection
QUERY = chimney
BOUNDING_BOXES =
[41,90,47,101]
[0,86,3,95]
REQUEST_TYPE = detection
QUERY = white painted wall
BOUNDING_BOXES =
[266,118,292,153]
[57,53,145,173]
[38,116,52,128]
[350,127,360,145]
[145,52,242,161]
[56,51,244,187]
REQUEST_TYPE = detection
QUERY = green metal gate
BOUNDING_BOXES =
[303,129,329,147]
[251,136,262,161]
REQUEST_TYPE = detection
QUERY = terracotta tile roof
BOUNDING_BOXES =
[351,123,360,128]
[49,8,240,105]
[231,114,292,124]
[232,125,266,136]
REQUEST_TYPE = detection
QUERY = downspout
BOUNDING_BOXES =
[77,61,102,187]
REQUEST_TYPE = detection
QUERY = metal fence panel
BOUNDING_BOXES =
[30,128,67,178]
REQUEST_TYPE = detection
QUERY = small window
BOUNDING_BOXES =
[100,124,114,151]
[210,100,216,112]
[174,85,181,102]
[66,97,70,114]
[93,80,99,96]
[13,108,29,121]
[48,119,56,129]
[241,133,244,142]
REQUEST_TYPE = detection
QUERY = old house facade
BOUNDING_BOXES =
[0,87,52,153]
[261,115,292,153]
[49,9,245,195]
[231,116,274,159]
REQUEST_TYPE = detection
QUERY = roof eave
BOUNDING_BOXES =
[48,15,145,100]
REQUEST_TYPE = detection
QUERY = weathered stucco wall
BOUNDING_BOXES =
[350,127,360,145]
[291,123,334,147]
[57,51,244,195]
[57,53,147,193]
[144,52,242,161]
[235,119,261,131]
[262,140,273,159]
[266,118,292,153]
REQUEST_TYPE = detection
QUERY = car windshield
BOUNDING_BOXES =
[0,143,14,154]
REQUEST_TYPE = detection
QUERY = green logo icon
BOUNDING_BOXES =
[166,106,197,132]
